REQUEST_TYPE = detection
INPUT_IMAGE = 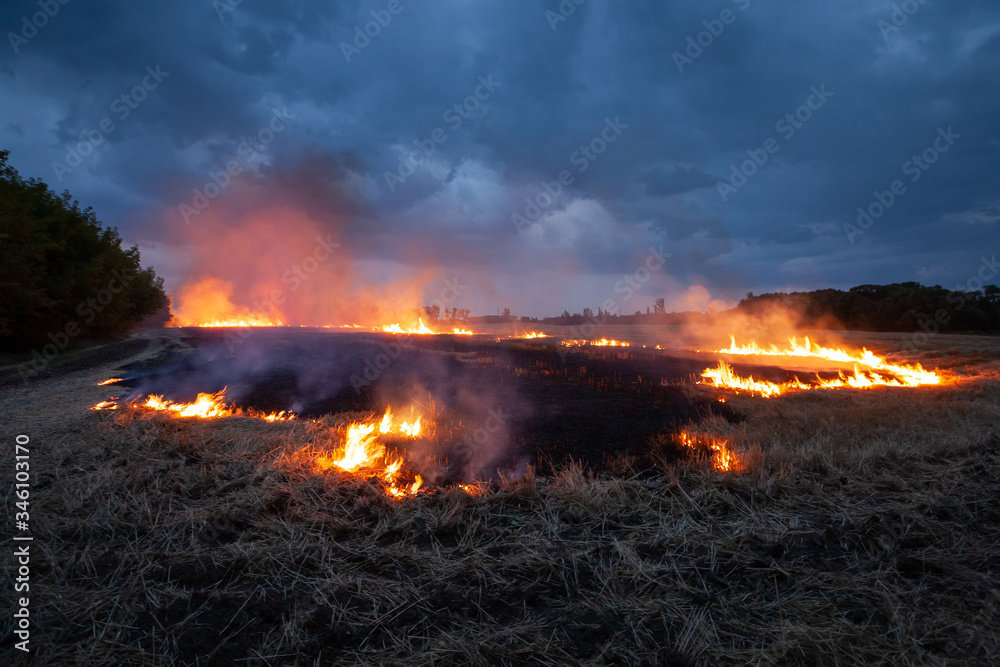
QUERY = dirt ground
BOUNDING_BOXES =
[2,327,999,665]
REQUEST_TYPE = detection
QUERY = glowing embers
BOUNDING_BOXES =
[700,336,945,397]
[90,388,295,421]
[311,407,426,498]
[677,430,743,473]
[561,338,630,347]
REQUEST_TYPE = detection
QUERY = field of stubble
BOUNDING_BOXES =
[2,327,999,666]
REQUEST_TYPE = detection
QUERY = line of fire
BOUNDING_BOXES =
[92,315,950,491]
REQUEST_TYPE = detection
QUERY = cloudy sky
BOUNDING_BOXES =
[2,0,999,317]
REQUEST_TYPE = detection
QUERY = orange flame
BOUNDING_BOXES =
[700,336,945,396]
[380,319,476,335]
[382,318,437,335]
[257,410,297,422]
[717,336,941,387]
[561,338,630,347]
[142,390,234,418]
[313,407,426,498]
[168,277,286,327]
[678,431,742,472]
[718,336,881,366]
[700,360,945,397]
[93,388,295,421]
[192,316,285,327]
[97,377,121,386]
[168,276,477,334]
[700,361,807,397]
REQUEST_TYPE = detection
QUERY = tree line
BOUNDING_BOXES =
[521,282,999,333]
[737,282,1000,332]
[0,150,168,353]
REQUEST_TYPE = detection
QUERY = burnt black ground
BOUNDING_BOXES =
[110,328,778,477]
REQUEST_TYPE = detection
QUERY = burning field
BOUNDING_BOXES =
[4,326,1000,665]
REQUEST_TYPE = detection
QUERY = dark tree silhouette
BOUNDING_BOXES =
[736,282,1000,333]
[0,150,168,351]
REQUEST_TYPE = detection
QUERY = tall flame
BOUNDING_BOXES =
[313,407,426,498]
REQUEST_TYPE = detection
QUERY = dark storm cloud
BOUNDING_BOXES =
[1,0,999,314]
[641,166,717,197]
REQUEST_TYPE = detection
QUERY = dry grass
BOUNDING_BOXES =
[2,333,999,665]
